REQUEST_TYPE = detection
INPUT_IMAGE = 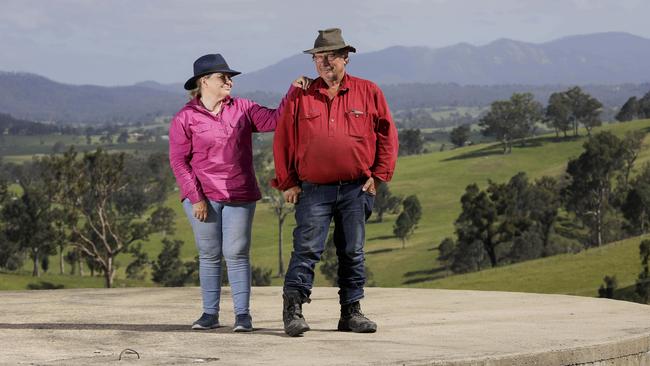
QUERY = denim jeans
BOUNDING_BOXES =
[183,199,256,316]
[283,181,374,305]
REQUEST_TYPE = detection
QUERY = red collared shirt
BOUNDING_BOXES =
[272,74,398,190]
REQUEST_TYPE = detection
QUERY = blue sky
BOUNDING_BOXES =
[1,0,648,86]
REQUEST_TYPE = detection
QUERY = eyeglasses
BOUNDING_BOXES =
[312,53,343,64]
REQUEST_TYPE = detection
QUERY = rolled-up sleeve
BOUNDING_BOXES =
[371,87,399,182]
[168,112,205,203]
[247,85,298,133]
[271,88,301,190]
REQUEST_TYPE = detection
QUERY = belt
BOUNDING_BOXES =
[303,178,366,186]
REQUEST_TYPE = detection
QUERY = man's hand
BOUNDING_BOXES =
[283,186,302,204]
[362,177,377,196]
[292,76,313,90]
[192,200,209,222]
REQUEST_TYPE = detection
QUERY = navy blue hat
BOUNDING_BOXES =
[184,54,241,90]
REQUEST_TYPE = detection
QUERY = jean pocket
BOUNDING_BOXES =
[300,182,316,196]
[364,194,374,221]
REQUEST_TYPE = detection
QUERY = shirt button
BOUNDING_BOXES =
[330,119,334,123]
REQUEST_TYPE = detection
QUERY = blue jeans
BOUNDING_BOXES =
[183,199,256,316]
[283,181,374,305]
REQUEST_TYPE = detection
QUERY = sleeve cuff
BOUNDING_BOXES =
[371,171,393,183]
[271,176,299,191]
[185,191,205,204]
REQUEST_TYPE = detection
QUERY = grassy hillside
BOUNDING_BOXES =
[2,119,650,294]
[366,119,650,287]
[421,235,648,297]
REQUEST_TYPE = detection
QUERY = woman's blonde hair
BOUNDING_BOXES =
[187,74,209,99]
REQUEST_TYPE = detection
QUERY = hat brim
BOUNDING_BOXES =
[183,68,242,90]
[303,45,356,55]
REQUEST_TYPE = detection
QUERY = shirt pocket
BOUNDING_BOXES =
[298,110,321,145]
[346,109,372,138]
[192,123,218,151]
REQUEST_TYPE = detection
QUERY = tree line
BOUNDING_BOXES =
[476,86,603,153]
[439,130,648,274]
[398,86,645,156]
[616,91,650,122]
[448,87,650,151]
[0,148,272,288]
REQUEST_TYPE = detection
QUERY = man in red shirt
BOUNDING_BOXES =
[272,28,399,337]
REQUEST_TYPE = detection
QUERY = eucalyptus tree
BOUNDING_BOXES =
[563,132,626,247]
[43,148,175,287]
[479,93,542,154]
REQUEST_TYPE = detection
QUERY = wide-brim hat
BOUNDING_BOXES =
[183,53,241,90]
[303,28,356,54]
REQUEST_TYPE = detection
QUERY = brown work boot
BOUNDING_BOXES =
[337,301,377,333]
[283,291,310,337]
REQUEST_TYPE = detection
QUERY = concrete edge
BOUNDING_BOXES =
[397,334,650,366]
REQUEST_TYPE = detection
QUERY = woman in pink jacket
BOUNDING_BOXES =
[169,53,307,332]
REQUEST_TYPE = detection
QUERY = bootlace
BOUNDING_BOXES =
[344,302,368,319]
[286,301,304,319]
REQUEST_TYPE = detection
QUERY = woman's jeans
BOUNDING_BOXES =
[183,199,256,316]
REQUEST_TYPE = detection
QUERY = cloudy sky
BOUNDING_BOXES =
[1,0,648,86]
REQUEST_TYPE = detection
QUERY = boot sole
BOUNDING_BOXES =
[285,323,310,337]
[337,320,377,333]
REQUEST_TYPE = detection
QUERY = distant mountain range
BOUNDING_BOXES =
[1,32,650,124]
[0,72,186,124]
[234,32,650,92]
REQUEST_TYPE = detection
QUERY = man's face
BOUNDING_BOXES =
[312,51,348,82]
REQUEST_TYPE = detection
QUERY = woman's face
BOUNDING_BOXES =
[201,73,233,98]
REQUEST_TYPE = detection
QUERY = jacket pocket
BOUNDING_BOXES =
[192,123,217,151]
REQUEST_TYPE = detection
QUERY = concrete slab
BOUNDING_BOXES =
[0,287,649,365]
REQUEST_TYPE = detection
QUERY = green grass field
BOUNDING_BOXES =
[2,119,650,294]
[424,234,649,297]
[0,270,150,291]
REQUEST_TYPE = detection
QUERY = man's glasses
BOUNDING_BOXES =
[312,53,343,64]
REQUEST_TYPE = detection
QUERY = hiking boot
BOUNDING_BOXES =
[233,313,253,332]
[338,301,377,333]
[191,312,219,330]
[283,291,310,337]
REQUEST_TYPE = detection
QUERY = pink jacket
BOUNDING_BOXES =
[169,88,293,203]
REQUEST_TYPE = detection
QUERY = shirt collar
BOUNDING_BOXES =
[314,73,350,97]
[188,94,234,112]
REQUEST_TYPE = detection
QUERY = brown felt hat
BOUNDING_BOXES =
[303,28,356,54]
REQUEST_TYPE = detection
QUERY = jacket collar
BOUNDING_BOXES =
[187,95,234,113]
